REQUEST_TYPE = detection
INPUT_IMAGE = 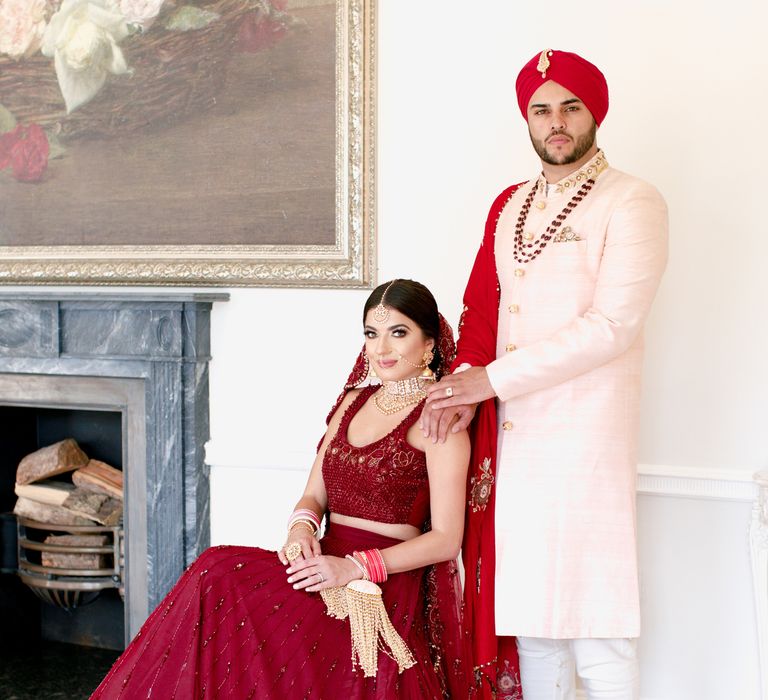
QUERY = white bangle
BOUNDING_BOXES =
[345,554,368,580]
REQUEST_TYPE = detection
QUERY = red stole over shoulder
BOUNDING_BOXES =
[453,182,525,699]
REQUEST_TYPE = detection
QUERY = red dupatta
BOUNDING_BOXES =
[453,183,525,699]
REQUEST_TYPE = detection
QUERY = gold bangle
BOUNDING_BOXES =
[289,520,316,535]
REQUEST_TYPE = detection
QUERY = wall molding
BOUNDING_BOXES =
[206,453,763,501]
[638,463,758,502]
[750,471,768,700]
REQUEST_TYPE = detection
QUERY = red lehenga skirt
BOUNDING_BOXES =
[91,523,470,699]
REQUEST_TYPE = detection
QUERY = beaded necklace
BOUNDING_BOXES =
[373,377,429,415]
[513,178,595,264]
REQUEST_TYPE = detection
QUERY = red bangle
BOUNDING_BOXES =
[368,549,387,582]
[353,548,387,583]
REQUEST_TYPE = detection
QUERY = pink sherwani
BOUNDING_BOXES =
[485,151,668,638]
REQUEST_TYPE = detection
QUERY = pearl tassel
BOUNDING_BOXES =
[321,580,415,677]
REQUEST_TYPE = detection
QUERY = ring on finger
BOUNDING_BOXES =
[445,387,454,397]
[285,542,302,562]
[317,572,325,583]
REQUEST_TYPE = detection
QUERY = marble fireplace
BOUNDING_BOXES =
[0,292,227,643]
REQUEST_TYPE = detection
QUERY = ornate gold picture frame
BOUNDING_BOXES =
[0,0,375,287]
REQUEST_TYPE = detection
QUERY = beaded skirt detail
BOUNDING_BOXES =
[91,523,467,699]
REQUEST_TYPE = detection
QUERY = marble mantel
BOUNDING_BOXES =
[0,292,228,639]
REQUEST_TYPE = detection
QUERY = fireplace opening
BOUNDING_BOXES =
[0,293,223,697]
[0,404,125,663]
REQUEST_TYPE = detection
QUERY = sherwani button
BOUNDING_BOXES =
[535,201,546,210]
[514,268,525,277]
[502,421,513,431]
[505,344,517,352]
[508,304,519,313]
[523,232,535,241]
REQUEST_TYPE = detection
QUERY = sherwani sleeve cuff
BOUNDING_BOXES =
[485,358,509,401]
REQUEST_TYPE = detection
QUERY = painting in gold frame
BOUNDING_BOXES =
[0,0,375,287]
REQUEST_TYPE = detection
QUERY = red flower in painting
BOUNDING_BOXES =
[237,11,287,53]
[0,123,50,183]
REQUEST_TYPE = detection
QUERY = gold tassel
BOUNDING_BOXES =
[320,579,416,677]
[320,585,348,619]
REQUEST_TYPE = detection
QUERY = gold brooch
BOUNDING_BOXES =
[553,226,581,243]
[537,49,553,79]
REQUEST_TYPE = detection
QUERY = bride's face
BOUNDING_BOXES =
[363,307,435,383]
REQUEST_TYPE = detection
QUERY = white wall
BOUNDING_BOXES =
[206,2,768,697]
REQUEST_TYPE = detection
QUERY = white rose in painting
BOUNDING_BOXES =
[0,0,50,59]
[41,0,131,113]
[119,0,165,30]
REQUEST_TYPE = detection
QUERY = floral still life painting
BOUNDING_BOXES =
[0,0,375,286]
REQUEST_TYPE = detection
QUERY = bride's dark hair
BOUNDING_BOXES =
[363,279,441,373]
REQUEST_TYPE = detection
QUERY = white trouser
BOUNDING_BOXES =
[516,636,639,700]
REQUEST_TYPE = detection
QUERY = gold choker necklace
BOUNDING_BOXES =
[373,377,430,415]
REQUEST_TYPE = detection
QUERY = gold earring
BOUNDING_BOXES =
[365,355,378,382]
[421,349,435,380]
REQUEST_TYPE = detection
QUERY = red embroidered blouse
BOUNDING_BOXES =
[322,385,430,529]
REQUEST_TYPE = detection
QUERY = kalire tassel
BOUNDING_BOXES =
[321,580,415,677]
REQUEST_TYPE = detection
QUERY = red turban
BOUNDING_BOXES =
[516,49,609,126]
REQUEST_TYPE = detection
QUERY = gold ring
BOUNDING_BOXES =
[317,572,325,583]
[285,542,302,562]
[445,387,454,397]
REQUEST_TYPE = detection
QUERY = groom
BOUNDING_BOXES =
[424,49,668,699]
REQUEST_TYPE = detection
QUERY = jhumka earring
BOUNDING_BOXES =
[397,347,435,377]
[420,349,435,380]
[363,354,378,383]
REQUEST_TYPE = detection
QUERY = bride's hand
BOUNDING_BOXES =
[286,554,362,593]
[278,524,321,565]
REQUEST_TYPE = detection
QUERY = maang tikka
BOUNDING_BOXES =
[372,280,397,323]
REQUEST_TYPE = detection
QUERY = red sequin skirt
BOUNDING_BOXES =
[90,523,455,699]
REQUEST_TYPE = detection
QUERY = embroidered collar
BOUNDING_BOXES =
[536,149,609,196]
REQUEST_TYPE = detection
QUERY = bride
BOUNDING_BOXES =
[91,279,472,699]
